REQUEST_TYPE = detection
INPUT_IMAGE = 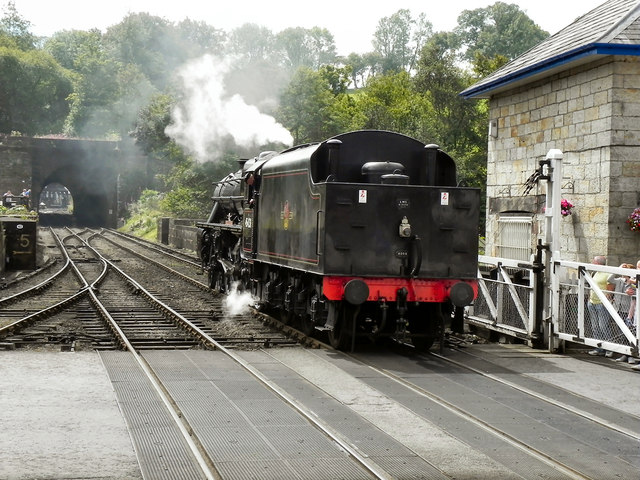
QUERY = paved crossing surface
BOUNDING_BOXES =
[1,345,638,479]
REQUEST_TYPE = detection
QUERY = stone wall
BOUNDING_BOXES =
[157,218,200,253]
[486,56,640,265]
[0,145,32,198]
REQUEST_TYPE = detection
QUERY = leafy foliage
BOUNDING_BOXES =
[0,204,38,220]
[119,189,163,240]
[0,2,551,237]
[455,2,548,62]
[0,1,35,50]
[373,9,432,73]
[0,46,73,135]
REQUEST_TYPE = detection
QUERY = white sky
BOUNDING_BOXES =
[9,0,606,56]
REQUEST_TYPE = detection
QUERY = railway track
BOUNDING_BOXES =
[324,344,640,480]
[0,227,302,351]
[1,227,387,479]
[4,227,637,479]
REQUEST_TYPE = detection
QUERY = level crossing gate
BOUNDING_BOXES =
[467,151,640,358]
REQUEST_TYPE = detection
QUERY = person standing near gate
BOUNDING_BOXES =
[587,255,615,356]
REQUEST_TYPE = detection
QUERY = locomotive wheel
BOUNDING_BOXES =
[410,333,435,351]
[208,265,226,293]
[328,304,355,350]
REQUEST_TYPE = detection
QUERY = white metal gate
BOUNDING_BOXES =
[467,150,640,356]
[468,255,537,341]
[551,260,639,356]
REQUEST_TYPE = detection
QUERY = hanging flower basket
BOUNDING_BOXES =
[627,207,640,232]
[560,198,574,217]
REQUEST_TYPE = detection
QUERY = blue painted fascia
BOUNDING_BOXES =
[460,43,640,99]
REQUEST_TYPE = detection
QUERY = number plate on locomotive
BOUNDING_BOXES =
[397,199,410,209]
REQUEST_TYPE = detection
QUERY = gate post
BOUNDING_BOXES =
[541,149,563,351]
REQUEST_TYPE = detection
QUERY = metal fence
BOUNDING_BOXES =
[552,260,639,357]
[468,255,538,342]
[468,256,640,357]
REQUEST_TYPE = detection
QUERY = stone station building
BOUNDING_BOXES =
[462,0,640,266]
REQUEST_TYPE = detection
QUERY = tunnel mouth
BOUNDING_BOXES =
[38,183,75,227]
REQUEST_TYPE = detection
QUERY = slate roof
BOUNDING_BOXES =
[461,0,640,98]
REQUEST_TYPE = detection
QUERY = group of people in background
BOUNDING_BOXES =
[587,255,640,371]
[2,188,30,208]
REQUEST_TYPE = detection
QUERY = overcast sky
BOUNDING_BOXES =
[9,0,606,56]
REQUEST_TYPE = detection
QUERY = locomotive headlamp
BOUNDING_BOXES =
[399,216,412,237]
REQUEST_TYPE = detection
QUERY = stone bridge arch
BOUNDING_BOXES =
[1,136,130,228]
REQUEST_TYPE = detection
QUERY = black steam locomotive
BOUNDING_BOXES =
[197,130,479,350]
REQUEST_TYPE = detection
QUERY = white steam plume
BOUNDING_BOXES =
[165,55,293,161]
[224,282,258,316]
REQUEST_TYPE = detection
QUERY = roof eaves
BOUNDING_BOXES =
[460,43,640,99]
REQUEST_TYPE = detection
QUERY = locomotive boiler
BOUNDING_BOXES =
[197,130,479,350]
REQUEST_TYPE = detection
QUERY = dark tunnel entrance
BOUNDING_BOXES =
[40,183,73,212]
[37,180,111,228]
[1,136,127,229]
[38,183,74,227]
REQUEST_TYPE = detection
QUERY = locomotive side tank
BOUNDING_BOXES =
[197,130,479,350]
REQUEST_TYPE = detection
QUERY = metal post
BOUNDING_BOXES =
[542,149,563,351]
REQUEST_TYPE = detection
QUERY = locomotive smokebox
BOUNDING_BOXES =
[362,161,406,184]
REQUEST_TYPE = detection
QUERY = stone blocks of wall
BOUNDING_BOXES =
[486,56,640,264]
[157,217,200,253]
[0,145,32,196]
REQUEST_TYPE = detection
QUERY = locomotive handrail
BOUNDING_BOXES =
[211,195,244,202]
[212,178,242,186]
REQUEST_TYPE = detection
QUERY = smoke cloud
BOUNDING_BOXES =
[165,55,293,161]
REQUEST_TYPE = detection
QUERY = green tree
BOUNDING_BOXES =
[413,34,488,232]
[356,71,428,137]
[413,36,487,176]
[45,29,134,138]
[0,1,36,50]
[455,2,548,62]
[276,26,337,70]
[225,24,289,109]
[175,18,226,57]
[102,13,180,90]
[372,9,432,73]
[278,66,345,144]
[472,51,510,78]
[227,23,275,64]
[44,29,102,70]
[0,46,73,135]
[160,157,237,218]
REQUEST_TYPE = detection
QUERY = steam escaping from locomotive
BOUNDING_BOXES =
[224,282,257,316]
[165,54,293,161]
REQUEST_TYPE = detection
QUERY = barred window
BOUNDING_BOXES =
[496,215,533,261]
